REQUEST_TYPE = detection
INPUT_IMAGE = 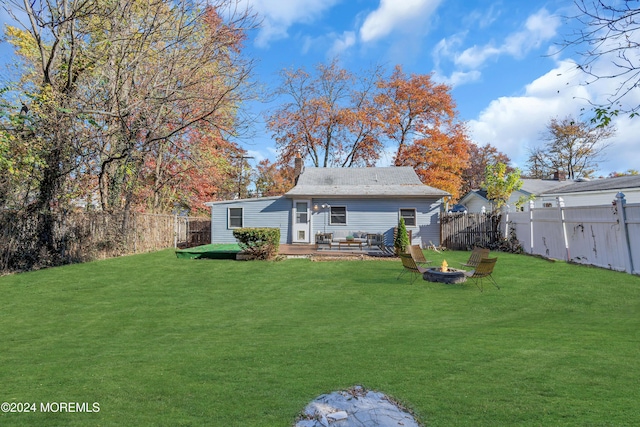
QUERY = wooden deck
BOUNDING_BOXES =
[278,244,394,258]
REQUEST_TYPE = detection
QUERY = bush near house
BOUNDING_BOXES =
[394,218,410,254]
[233,227,280,260]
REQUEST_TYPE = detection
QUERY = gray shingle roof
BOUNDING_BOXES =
[285,167,450,198]
[520,179,570,195]
[540,175,640,195]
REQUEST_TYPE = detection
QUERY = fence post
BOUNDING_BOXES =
[615,192,634,274]
[502,204,510,239]
[173,214,178,248]
[529,200,535,254]
[557,197,570,261]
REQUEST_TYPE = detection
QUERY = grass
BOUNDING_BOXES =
[1,249,639,426]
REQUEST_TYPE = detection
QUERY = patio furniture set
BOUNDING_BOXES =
[315,231,385,251]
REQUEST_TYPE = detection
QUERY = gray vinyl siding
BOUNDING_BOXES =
[210,197,291,244]
[310,197,443,247]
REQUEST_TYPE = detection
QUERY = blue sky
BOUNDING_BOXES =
[2,0,638,177]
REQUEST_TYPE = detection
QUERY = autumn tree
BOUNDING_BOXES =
[377,65,472,199]
[2,0,258,215]
[564,0,640,124]
[254,159,295,197]
[460,143,511,197]
[526,115,615,179]
[267,59,384,168]
[483,162,523,210]
[137,127,250,214]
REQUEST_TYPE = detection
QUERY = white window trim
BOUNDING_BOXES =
[228,207,244,229]
[329,206,347,225]
[399,208,417,227]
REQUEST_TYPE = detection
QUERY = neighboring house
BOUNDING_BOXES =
[459,178,570,213]
[538,175,640,207]
[205,166,450,247]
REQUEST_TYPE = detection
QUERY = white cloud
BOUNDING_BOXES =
[468,59,640,176]
[432,33,466,69]
[433,69,481,88]
[242,0,342,47]
[299,30,356,58]
[469,61,589,163]
[327,31,356,58]
[454,45,501,69]
[359,0,442,43]
[454,9,560,69]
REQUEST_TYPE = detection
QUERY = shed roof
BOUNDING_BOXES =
[285,167,450,198]
[540,175,640,195]
[459,179,567,204]
[520,179,570,195]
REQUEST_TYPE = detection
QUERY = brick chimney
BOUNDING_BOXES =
[553,170,566,181]
[294,151,304,184]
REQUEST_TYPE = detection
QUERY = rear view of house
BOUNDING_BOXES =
[205,166,450,248]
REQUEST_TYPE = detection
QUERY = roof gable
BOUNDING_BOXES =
[285,167,449,198]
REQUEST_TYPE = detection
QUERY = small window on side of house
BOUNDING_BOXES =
[400,208,417,227]
[228,207,243,228]
[543,202,553,208]
[330,206,347,225]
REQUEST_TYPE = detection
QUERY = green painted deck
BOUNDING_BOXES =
[175,244,241,260]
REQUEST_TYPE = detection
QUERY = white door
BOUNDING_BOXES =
[292,200,311,243]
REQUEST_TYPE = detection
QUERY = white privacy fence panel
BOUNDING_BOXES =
[509,211,531,252]
[509,208,567,260]
[562,206,626,270]
[533,208,568,261]
[503,194,639,275]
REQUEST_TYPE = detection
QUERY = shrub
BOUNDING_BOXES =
[488,224,523,254]
[394,218,409,255]
[232,228,280,260]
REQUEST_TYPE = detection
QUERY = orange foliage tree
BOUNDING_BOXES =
[376,66,472,199]
[267,59,383,169]
[254,159,296,197]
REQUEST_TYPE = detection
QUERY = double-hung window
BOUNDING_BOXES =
[330,206,347,225]
[400,208,417,227]
[228,207,243,228]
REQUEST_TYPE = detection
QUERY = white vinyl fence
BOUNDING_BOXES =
[504,192,639,275]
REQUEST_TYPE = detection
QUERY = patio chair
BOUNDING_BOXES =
[397,253,429,284]
[315,232,333,250]
[464,257,499,291]
[367,233,385,250]
[409,245,432,267]
[459,247,490,269]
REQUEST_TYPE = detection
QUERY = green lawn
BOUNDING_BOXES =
[1,250,639,426]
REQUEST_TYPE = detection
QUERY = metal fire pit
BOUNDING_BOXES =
[423,267,467,284]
